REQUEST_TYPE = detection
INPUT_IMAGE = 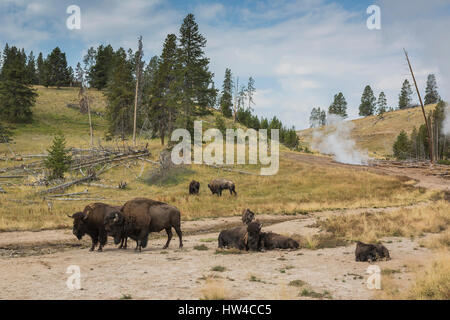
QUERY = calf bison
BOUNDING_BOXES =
[104,198,183,252]
[242,208,255,225]
[259,232,299,250]
[208,178,236,196]
[189,180,200,195]
[68,203,121,252]
[355,241,390,262]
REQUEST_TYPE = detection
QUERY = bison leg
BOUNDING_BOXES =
[119,237,128,249]
[174,225,183,248]
[163,227,173,249]
[89,234,98,252]
[98,230,107,252]
[218,188,222,196]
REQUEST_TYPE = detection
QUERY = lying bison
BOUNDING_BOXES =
[189,180,200,195]
[208,178,236,196]
[104,198,183,252]
[355,241,390,262]
[242,208,255,225]
[259,232,299,250]
[68,203,121,252]
[217,221,262,251]
[218,226,247,250]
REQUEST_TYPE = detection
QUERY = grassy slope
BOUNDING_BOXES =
[0,87,440,231]
[298,104,437,158]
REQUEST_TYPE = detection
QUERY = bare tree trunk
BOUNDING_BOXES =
[87,90,93,146]
[133,73,139,147]
[404,49,433,163]
[233,77,239,123]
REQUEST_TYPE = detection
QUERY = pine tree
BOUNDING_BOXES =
[147,34,178,145]
[85,45,115,90]
[393,130,410,160]
[0,45,37,123]
[26,51,37,85]
[105,48,135,138]
[220,68,233,118]
[177,13,217,119]
[424,74,440,105]
[359,85,376,116]
[398,79,413,109]
[377,91,387,116]
[215,114,227,136]
[44,132,72,180]
[328,92,347,118]
[246,77,255,111]
[45,47,70,88]
[36,52,46,85]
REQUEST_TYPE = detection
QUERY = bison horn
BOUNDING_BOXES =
[66,214,73,218]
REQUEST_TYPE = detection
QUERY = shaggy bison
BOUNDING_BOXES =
[242,208,255,225]
[208,178,236,196]
[259,232,299,250]
[104,198,183,252]
[189,180,200,195]
[218,226,248,250]
[68,203,121,252]
[355,241,390,262]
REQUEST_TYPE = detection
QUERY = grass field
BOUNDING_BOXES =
[0,87,442,231]
[298,104,437,158]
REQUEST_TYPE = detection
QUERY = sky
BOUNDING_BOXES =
[1,0,450,130]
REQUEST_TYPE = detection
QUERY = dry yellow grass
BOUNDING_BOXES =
[317,201,450,243]
[200,278,229,300]
[298,104,437,158]
[0,86,442,231]
[376,252,450,300]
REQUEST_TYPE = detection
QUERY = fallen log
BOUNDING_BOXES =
[0,175,26,179]
[38,174,96,195]
[46,190,89,198]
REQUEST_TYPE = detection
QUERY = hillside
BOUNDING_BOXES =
[298,105,437,158]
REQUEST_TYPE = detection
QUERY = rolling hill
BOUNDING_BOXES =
[297,104,438,158]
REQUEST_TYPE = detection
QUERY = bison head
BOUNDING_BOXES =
[247,221,262,251]
[68,211,89,240]
[104,211,124,245]
[242,209,255,225]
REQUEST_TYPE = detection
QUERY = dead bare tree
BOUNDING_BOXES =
[404,49,433,163]
[133,36,144,147]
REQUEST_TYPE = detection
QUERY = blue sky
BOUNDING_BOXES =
[1,0,450,129]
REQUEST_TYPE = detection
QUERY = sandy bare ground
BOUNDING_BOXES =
[0,220,432,300]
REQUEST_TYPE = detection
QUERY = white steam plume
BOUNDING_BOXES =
[311,115,370,165]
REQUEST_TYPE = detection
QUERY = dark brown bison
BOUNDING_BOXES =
[104,198,183,252]
[355,241,390,262]
[242,208,255,225]
[189,180,200,195]
[259,232,299,250]
[208,178,236,196]
[246,221,262,251]
[68,203,121,252]
[218,226,247,250]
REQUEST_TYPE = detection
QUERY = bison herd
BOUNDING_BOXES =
[68,178,390,262]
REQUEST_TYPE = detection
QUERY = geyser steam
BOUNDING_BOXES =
[311,115,369,165]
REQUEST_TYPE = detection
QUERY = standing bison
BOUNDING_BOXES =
[68,203,121,252]
[104,198,183,252]
[208,178,236,196]
[355,241,390,262]
[189,180,200,195]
